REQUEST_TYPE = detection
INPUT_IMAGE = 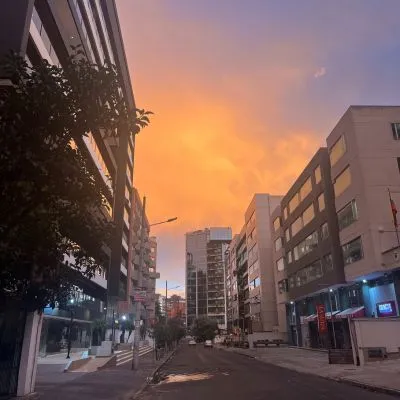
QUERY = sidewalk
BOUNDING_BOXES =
[35,350,171,400]
[218,345,400,396]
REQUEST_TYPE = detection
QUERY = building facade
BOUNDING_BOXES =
[186,228,232,329]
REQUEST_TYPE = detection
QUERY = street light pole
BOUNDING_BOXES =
[328,290,337,349]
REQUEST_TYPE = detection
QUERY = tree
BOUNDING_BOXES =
[155,299,163,322]
[92,318,106,346]
[0,51,152,311]
[192,317,218,342]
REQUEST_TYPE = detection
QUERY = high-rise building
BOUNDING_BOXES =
[225,194,282,341]
[0,2,140,394]
[186,228,232,329]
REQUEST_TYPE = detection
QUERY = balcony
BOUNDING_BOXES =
[149,271,160,279]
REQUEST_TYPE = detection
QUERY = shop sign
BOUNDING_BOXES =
[376,301,397,317]
[317,304,327,333]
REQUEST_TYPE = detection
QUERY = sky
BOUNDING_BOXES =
[116,0,400,297]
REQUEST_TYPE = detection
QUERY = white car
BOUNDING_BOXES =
[188,340,196,346]
[204,340,213,348]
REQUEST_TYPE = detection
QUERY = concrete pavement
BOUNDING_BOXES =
[138,344,394,400]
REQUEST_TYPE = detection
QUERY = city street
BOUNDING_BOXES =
[138,345,394,400]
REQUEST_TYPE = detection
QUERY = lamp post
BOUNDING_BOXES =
[66,297,76,359]
[132,207,177,370]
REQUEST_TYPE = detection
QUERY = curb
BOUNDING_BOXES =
[130,348,178,400]
[218,345,400,397]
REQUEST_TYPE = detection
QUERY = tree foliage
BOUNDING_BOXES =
[153,317,185,348]
[192,317,218,341]
[0,51,151,311]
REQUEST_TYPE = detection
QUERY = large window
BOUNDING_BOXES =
[338,200,358,230]
[342,236,363,265]
[285,228,291,243]
[289,260,323,288]
[303,204,315,226]
[334,166,352,197]
[321,222,329,240]
[315,165,322,184]
[248,260,259,277]
[283,207,288,220]
[278,279,288,294]
[275,237,283,251]
[323,253,333,272]
[289,193,300,213]
[330,135,346,166]
[249,277,261,290]
[300,178,312,201]
[294,231,318,261]
[318,193,325,211]
[276,258,285,272]
[392,123,400,140]
[273,217,281,232]
[291,217,303,237]
[287,251,293,264]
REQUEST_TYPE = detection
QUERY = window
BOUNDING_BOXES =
[318,193,325,211]
[287,251,293,264]
[289,275,295,289]
[275,237,283,251]
[323,254,333,272]
[278,279,288,294]
[392,123,400,140]
[303,204,315,226]
[291,217,303,237]
[288,260,323,288]
[300,178,312,201]
[289,193,300,213]
[315,166,322,184]
[273,217,281,232]
[249,277,261,290]
[248,260,259,276]
[285,228,291,243]
[337,200,358,230]
[294,231,318,261]
[334,166,351,197]
[321,222,329,240]
[330,135,346,166]
[283,207,288,220]
[276,258,285,272]
[342,236,363,265]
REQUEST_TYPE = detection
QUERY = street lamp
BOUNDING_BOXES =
[66,297,76,359]
[132,202,177,371]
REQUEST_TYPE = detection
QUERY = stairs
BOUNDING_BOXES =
[115,344,153,367]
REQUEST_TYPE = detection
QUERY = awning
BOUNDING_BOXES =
[303,311,339,323]
[303,314,317,322]
[326,311,340,320]
[335,306,365,319]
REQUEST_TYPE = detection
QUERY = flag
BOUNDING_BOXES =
[391,198,398,228]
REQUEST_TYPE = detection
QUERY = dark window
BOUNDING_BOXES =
[397,158,400,174]
[342,237,363,265]
[392,123,400,140]
[321,222,329,240]
[278,279,288,294]
[338,200,358,230]
[323,253,333,272]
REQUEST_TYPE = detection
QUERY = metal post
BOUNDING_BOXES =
[195,266,198,319]
[328,291,337,349]
[66,310,73,359]
[132,196,146,370]
[165,280,168,325]
[293,303,299,347]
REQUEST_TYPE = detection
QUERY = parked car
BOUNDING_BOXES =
[204,340,213,348]
[188,340,196,346]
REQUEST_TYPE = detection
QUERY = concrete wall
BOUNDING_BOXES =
[352,317,400,365]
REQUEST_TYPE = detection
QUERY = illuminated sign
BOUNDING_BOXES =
[376,301,397,317]
[317,304,327,333]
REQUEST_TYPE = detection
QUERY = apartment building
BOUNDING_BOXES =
[186,228,232,329]
[225,235,239,333]
[0,0,140,395]
[146,237,159,326]
[273,149,345,347]
[326,106,400,317]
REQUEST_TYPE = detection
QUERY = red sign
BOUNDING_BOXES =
[317,304,327,333]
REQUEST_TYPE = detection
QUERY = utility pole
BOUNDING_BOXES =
[132,196,146,370]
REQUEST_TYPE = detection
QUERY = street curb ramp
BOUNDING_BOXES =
[130,348,178,400]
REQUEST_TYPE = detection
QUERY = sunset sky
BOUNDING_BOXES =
[116,0,400,297]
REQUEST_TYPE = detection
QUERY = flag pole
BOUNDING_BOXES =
[388,188,400,247]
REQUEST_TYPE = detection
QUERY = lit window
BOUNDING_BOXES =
[293,231,318,261]
[287,251,293,264]
[283,207,288,220]
[274,237,282,252]
[289,193,300,213]
[337,200,358,230]
[330,135,346,166]
[300,178,312,201]
[315,166,322,184]
[318,193,325,211]
[291,217,303,237]
[342,236,363,265]
[285,228,291,243]
[334,166,351,197]
[392,123,400,140]
[273,217,281,232]
[278,279,288,294]
[302,204,315,226]
[276,258,285,271]
[321,222,329,240]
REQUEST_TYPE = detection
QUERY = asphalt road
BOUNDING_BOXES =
[138,345,394,400]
